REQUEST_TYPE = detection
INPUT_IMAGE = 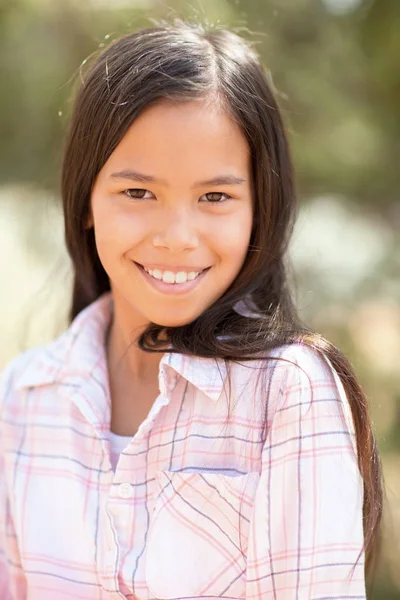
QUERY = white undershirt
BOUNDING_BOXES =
[108,430,133,471]
[107,392,167,471]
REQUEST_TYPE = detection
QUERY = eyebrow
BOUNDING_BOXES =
[109,169,246,188]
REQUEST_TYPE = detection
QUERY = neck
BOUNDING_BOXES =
[106,314,165,386]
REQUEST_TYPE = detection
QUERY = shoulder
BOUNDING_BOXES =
[0,337,67,414]
[253,341,350,419]
[0,292,112,405]
[230,341,339,402]
[230,341,342,417]
[264,341,340,386]
[263,342,356,447]
[0,293,112,415]
[247,341,336,388]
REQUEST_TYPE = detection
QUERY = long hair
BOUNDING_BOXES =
[61,19,382,582]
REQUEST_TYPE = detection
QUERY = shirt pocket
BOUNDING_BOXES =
[145,469,260,599]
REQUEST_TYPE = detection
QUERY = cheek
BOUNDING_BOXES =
[214,212,252,263]
[92,206,144,259]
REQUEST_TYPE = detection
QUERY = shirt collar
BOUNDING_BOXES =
[15,292,227,403]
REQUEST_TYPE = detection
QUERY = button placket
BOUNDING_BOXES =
[106,547,114,566]
[117,482,133,499]
[158,364,168,398]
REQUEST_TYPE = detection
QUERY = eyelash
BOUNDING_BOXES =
[122,189,232,204]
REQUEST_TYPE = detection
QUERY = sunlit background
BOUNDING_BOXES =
[1,0,399,597]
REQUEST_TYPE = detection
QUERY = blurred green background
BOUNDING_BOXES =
[0,0,399,597]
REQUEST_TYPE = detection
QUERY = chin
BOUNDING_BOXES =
[150,313,198,328]
[152,319,192,328]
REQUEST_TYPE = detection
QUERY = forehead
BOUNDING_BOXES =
[101,98,251,181]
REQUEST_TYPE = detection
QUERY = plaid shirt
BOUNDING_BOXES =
[0,293,366,599]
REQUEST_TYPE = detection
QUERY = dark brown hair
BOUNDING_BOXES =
[61,18,382,583]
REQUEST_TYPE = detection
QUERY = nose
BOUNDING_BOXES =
[152,208,199,252]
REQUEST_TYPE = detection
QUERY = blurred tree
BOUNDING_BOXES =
[0,0,399,214]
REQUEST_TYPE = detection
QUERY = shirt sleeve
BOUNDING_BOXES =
[246,344,366,600]
[0,363,27,600]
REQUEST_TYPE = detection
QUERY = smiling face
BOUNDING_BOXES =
[89,98,253,331]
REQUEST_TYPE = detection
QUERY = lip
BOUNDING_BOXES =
[134,262,211,295]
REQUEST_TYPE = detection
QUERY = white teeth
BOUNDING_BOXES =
[152,269,163,280]
[162,271,176,284]
[174,272,188,284]
[143,266,202,284]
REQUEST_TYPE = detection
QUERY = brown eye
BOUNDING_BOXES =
[202,192,231,204]
[124,189,152,199]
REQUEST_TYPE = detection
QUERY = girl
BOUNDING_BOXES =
[0,19,382,600]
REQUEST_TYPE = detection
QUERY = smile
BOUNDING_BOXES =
[134,262,211,295]
[142,266,204,284]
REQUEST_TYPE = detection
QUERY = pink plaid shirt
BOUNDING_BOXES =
[0,293,366,599]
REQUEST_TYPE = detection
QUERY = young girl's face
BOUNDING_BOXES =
[90,98,253,328]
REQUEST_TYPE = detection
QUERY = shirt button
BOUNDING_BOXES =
[117,482,133,498]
